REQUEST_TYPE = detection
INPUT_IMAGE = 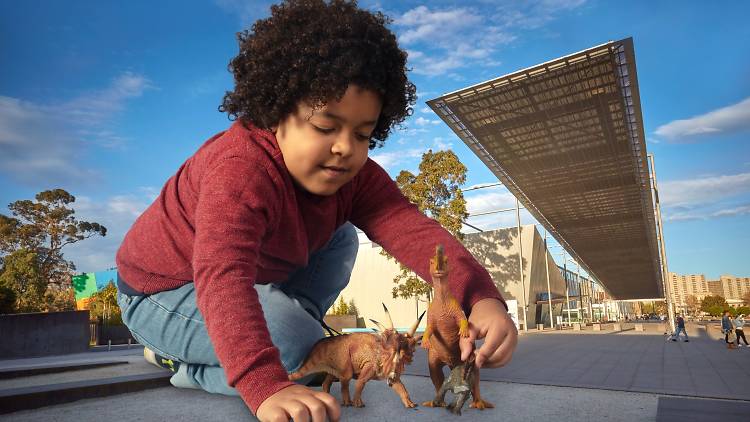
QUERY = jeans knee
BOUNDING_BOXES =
[333,222,359,257]
[282,324,324,372]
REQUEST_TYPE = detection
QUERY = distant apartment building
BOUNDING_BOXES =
[669,272,750,310]
[720,275,750,304]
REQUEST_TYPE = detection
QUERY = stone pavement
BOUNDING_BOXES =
[2,322,750,421]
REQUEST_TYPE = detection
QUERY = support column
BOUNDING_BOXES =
[544,230,554,329]
[516,198,528,332]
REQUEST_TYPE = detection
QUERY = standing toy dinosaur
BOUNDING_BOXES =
[421,244,494,411]
[288,305,423,408]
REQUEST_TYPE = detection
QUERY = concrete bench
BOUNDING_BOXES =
[593,323,602,331]
[573,323,582,331]
[635,323,644,331]
[613,323,622,331]
[536,324,545,331]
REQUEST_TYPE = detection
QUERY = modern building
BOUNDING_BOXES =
[342,225,582,331]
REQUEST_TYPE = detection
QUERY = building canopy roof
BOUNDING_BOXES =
[428,38,662,299]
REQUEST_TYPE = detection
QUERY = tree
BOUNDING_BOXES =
[382,149,467,303]
[685,295,700,316]
[0,189,106,313]
[330,296,350,316]
[701,295,728,315]
[346,299,359,316]
[87,281,122,324]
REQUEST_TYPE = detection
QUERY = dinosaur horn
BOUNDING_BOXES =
[408,311,426,337]
[369,319,387,332]
[382,303,395,330]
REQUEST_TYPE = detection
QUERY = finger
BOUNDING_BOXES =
[475,325,507,369]
[460,323,478,361]
[313,391,341,422]
[286,400,311,422]
[483,331,517,367]
[298,395,328,422]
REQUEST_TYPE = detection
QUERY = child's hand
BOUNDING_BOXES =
[459,298,518,369]
[256,384,340,422]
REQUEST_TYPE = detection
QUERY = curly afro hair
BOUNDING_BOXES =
[218,0,416,149]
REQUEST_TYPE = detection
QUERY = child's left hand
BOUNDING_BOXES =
[459,298,518,368]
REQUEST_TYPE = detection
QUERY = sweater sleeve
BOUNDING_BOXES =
[192,157,294,414]
[349,159,505,314]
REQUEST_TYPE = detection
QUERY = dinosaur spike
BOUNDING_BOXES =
[408,311,426,336]
[369,319,387,332]
[382,303,395,330]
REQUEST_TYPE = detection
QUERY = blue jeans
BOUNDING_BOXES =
[116,222,358,396]
[675,326,688,340]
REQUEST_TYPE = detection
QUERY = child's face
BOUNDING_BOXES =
[274,85,381,196]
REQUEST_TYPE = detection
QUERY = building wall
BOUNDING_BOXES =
[339,225,567,330]
[668,273,750,310]
[719,275,750,302]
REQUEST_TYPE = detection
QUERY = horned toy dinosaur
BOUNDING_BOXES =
[288,304,423,408]
[421,244,494,411]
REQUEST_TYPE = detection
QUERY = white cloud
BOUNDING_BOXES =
[370,148,424,170]
[395,1,585,77]
[466,189,517,215]
[0,72,151,187]
[420,106,433,114]
[654,97,750,141]
[414,116,440,126]
[659,172,750,208]
[666,204,750,222]
[64,191,155,272]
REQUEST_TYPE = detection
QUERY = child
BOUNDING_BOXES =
[115,1,517,420]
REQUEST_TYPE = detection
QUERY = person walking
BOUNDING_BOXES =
[734,314,749,347]
[672,314,689,342]
[722,310,736,349]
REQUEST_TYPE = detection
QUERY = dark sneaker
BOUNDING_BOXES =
[144,347,180,372]
[684,340,689,342]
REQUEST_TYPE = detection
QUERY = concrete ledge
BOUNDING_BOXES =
[635,323,644,331]
[573,323,582,331]
[0,361,128,380]
[0,372,171,414]
[613,323,622,331]
[593,324,601,331]
[536,324,545,331]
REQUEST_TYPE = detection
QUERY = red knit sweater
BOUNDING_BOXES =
[116,121,504,413]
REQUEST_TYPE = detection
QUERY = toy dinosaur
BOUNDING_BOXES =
[438,354,477,415]
[288,305,423,408]
[421,244,494,411]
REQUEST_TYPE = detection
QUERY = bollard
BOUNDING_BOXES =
[108,339,111,352]
[127,338,131,349]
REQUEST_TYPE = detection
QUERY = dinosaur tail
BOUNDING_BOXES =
[288,357,329,381]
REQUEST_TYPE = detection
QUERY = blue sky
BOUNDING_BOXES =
[1,0,748,281]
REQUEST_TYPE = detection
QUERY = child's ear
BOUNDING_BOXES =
[270,125,278,134]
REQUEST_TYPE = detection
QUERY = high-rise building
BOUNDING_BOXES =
[669,272,750,310]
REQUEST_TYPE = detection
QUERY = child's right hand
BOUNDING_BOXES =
[256,384,340,422]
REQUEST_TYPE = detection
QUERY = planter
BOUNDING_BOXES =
[323,315,358,333]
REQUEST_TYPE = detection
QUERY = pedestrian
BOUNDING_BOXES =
[734,314,749,347]
[113,1,519,421]
[672,314,689,342]
[722,310,736,349]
